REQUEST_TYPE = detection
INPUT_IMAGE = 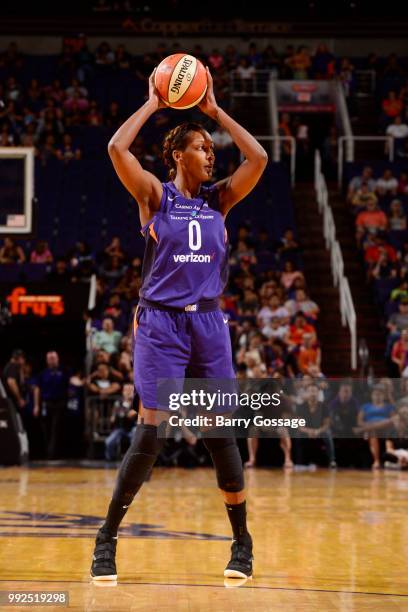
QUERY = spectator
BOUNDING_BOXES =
[103,236,126,265]
[386,300,408,359]
[382,91,403,124]
[262,316,289,341]
[210,124,233,149]
[391,328,408,374]
[56,133,82,162]
[280,260,305,291]
[30,240,53,264]
[95,41,115,66]
[384,402,408,469]
[87,363,121,397]
[285,289,320,320]
[87,101,103,126]
[257,295,289,329]
[375,169,398,197]
[0,237,26,263]
[338,57,355,103]
[371,251,398,280]
[38,134,58,165]
[276,229,300,256]
[364,233,397,265]
[329,382,359,438]
[208,48,224,72]
[294,382,336,468]
[47,258,73,283]
[347,166,376,202]
[286,313,316,349]
[1,349,27,412]
[350,183,378,214]
[234,57,255,92]
[104,101,123,129]
[398,171,408,195]
[386,115,408,156]
[355,199,388,242]
[104,383,136,461]
[115,44,132,71]
[388,199,407,230]
[297,333,321,375]
[357,385,395,469]
[44,79,66,105]
[92,317,122,355]
[390,277,408,302]
[285,46,311,80]
[34,351,67,459]
[312,43,334,79]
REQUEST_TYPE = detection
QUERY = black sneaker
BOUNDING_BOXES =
[224,535,253,579]
[90,528,118,581]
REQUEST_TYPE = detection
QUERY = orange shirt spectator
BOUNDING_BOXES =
[356,209,387,231]
[382,91,403,119]
[287,314,316,347]
[298,343,321,374]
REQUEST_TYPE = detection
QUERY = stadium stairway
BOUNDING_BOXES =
[327,186,387,376]
[293,182,387,376]
[292,183,353,376]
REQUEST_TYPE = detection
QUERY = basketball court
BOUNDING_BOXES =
[1,466,407,610]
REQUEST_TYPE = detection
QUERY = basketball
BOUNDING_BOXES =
[154,53,208,110]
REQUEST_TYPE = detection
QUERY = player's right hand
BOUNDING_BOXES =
[148,69,166,111]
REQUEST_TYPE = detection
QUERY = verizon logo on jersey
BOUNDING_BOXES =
[173,253,212,263]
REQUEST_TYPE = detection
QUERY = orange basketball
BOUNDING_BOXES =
[154,53,207,110]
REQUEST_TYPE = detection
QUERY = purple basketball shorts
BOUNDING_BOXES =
[133,306,235,410]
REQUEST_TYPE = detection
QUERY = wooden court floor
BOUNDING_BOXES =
[1,466,408,611]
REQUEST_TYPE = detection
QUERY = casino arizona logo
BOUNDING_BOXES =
[6,286,64,317]
[170,57,193,95]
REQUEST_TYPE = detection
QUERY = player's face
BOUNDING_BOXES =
[182,131,215,181]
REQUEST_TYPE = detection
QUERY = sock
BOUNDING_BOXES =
[225,500,250,542]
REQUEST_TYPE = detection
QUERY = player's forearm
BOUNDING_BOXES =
[210,107,267,164]
[108,100,157,153]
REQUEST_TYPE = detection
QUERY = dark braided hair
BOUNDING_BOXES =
[162,122,207,180]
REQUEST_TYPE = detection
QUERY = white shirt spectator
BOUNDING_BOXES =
[376,176,398,195]
[387,122,408,139]
[262,323,288,340]
[236,64,255,80]
[211,127,233,149]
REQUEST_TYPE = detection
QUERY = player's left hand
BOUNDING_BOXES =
[198,67,219,119]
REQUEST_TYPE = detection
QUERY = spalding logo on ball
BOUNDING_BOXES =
[154,54,207,110]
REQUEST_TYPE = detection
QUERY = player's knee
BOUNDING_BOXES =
[112,424,164,505]
[203,437,244,492]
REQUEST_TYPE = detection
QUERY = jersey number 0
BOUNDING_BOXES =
[188,220,201,251]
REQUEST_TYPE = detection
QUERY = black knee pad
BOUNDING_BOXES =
[112,424,165,505]
[203,437,244,492]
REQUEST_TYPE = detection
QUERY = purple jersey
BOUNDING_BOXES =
[139,181,229,308]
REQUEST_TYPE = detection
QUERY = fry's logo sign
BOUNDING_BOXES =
[6,287,65,317]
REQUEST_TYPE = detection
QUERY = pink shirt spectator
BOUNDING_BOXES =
[30,248,53,263]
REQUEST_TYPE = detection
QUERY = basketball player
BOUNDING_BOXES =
[90,67,268,580]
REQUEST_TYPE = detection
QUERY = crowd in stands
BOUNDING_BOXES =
[347,164,408,376]
[2,38,408,164]
[3,229,408,471]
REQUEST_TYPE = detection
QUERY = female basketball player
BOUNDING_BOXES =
[91,67,268,581]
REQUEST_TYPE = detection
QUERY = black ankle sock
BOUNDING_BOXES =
[225,500,250,541]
